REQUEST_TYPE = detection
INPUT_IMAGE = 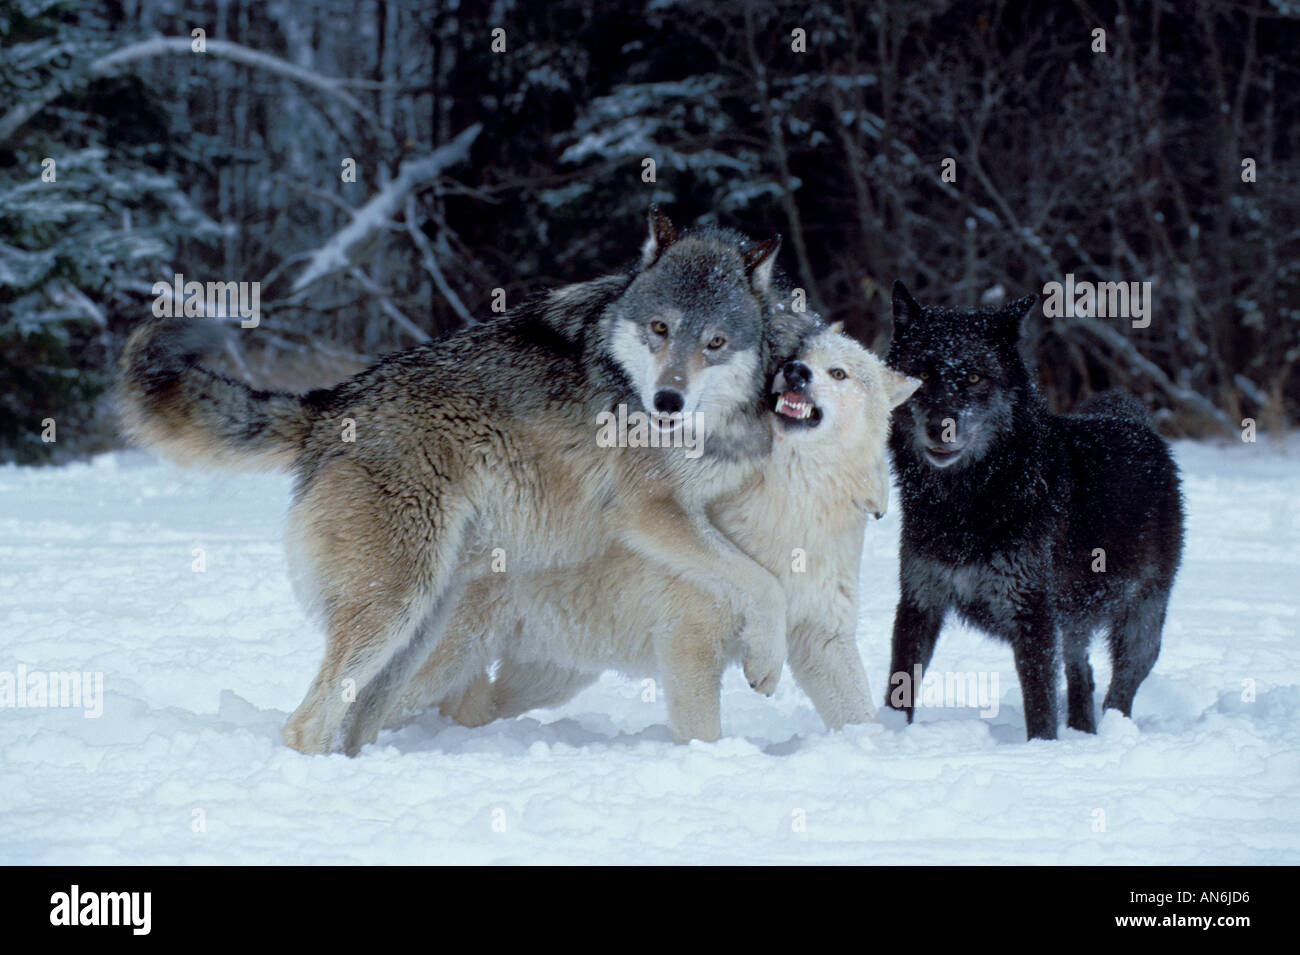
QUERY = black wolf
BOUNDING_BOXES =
[883,282,1184,740]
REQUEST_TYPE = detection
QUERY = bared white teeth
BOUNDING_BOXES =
[776,394,813,420]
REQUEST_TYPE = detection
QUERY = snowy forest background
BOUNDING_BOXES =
[1,0,1297,463]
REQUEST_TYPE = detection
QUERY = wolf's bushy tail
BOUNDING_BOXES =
[118,319,315,471]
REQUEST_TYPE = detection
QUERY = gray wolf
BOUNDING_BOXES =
[883,281,1184,740]
[395,325,919,740]
[119,209,818,755]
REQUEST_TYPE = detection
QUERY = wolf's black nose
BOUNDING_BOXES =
[782,361,812,392]
[653,389,684,414]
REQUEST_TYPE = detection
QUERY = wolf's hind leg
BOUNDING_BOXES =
[283,582,428,755]
[788,621,877,729]
[1063,624,1097,733]
[1102,593,1167,718]
[342,583,471,755]
[282,462,474,755]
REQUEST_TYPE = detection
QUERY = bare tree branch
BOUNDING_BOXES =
[348,266,430,343]
[291,124,481,293]
[404,195,474,326]
[1071,317,1235,432]
[0,37,381,141]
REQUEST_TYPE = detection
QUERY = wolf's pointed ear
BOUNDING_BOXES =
[997,293,1038,339]
[884,368,922,408]
[828,320,845,335]
[1010,293,1039,321]
[641,205,678,270]
[892,281,922,328]
[742,234,781,295]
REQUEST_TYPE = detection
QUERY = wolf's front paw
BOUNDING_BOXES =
[740,597,787,696]
[439,672,498,727]
[282,716,331,755]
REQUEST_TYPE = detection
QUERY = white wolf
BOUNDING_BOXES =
[393,325,919,739]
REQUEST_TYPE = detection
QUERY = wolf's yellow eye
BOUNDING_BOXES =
[968,373,981,383]
[829,368,847,380]
[706,335,726,350]
[650,321,668,336]
[919,371,929,380]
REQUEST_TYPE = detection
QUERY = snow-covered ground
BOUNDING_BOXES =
[1,440,1297,864]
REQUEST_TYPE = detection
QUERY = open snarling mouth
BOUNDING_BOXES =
[772,390,823,429]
